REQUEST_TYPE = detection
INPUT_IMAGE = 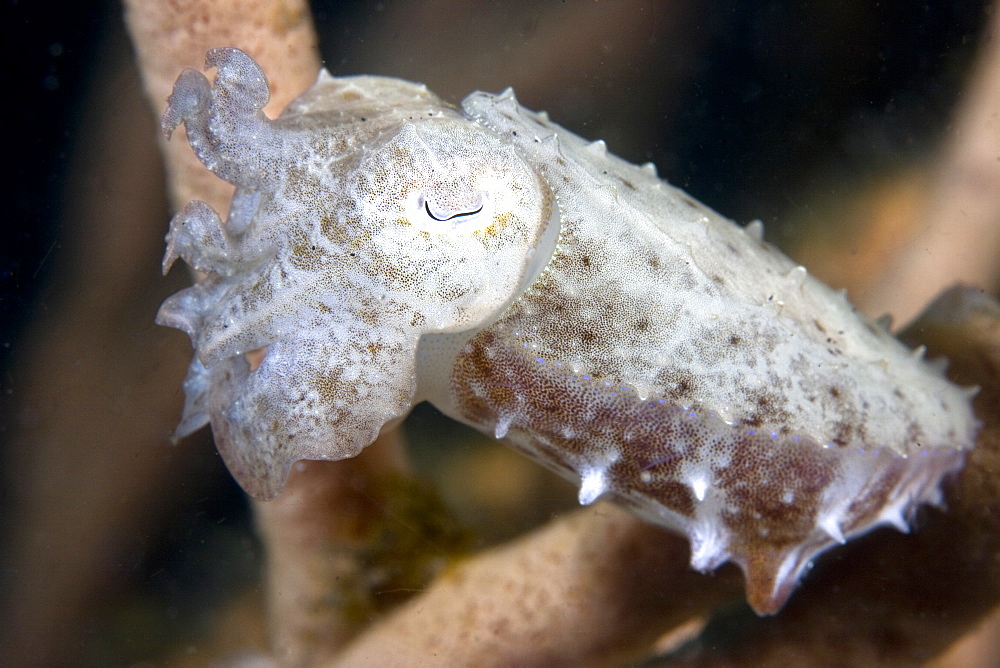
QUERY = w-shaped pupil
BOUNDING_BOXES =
[425,200,483,222]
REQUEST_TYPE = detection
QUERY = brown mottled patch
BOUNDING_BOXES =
[321,212,357,245]
[435,283,471,302]
[453,332,724,526]
[309,365,347,405]
[366,341,385,361]
[829,421,853,448]
[356,308,380,326]
[717,432,835,548]
[285,166,325,206]
[618,480,697,519]
[668,373,696,400]
[744,389,790,427]
[289,240,324,270]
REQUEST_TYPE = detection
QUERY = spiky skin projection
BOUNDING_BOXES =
[159,48,977,615]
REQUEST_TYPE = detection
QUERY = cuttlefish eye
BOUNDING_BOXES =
[411,188,491,233]
[423,196,483,222]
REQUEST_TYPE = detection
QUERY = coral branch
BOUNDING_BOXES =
[254,432,412,665]
[334,503,743,666]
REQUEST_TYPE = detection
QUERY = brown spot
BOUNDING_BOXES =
[366,342,384,360]
[321,213,355,245]
[289,240,323,270]
[829,421,852,448]
[741,389,790,427]
[664,372,696,401]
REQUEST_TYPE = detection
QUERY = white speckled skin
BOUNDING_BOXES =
[159,48,978,615]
